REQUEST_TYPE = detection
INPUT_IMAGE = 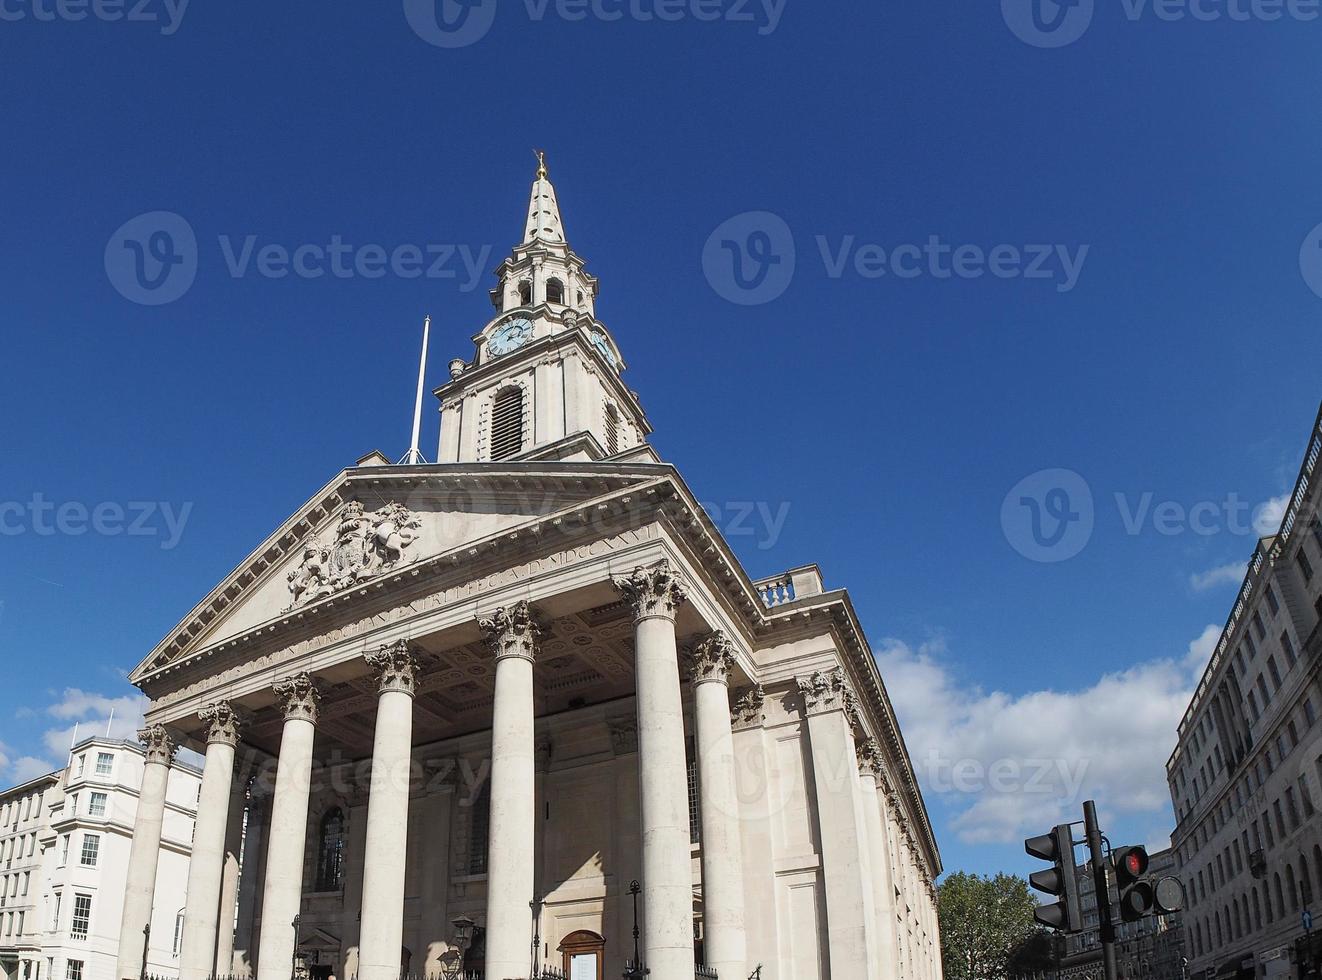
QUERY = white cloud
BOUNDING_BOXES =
[876,626,1217,846]
[1254,493,1290,536]
[47,688,147,723]
[10,757,58,783]
[1189,562,1246,592]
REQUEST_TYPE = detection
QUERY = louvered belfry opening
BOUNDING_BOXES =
[605,403,621,455]
[490,386,524,460]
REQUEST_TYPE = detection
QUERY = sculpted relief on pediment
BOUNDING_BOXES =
[286,500,421,609]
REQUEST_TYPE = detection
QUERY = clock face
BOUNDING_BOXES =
[589,330,619,370]
[488,318,533,356]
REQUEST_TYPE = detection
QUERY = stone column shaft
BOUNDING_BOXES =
[115,725,176,980]
[616,560,695,980]
[480,603,541,980]
[357,642,419,980]
[255,674,321,980]
[858,744,899,980]
[180,703,243,980]
[797,668,880,980]
[216,776,248,975]
[687,633,747,980]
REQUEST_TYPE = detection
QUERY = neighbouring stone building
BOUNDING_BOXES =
[117,159,944,980]
[0,737,200,980]
[1167,402,1322,980]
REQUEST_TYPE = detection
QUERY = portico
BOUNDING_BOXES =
[119,161,943,980]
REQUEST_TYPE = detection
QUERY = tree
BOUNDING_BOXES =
[939,871,1051,980]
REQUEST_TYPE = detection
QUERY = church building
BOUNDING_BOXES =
[118,158,944,980]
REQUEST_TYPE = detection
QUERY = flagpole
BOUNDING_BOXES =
[400,314,431,465]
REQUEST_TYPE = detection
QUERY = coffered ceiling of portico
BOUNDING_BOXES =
[238,599,644,758]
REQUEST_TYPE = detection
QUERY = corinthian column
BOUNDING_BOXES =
[357,641,420,980]
[615,559,694,980]
[685,632,747,980]
[255,673,322,980]
[479,602,543,980]
[796,669,880,980]
[115,725,176,980]
[857,740,899,980]
[180,702,243,980]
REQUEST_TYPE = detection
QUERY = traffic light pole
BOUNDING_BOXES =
[1084,800,1118,980]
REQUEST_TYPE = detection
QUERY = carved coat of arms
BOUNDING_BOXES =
[286,501,422,607]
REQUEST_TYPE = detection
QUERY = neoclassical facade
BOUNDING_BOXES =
[119,160,943,980]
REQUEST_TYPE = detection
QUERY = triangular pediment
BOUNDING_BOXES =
[130,462,667,685]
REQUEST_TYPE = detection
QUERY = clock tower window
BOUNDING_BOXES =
[490,386,525,460]
[605,403,621,455]
[518,280,532,306]
[546,277,564,305]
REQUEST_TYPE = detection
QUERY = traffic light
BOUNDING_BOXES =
[1025,823,1083,932]
[1114,845,1153,921]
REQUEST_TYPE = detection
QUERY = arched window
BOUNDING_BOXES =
[1273,872,1284,918]
[467,780,491,875]
[315,807,345,891]
[518,281,532,306]
[546,278,564,305]
[604,404,620,456]
[1287,865,1299,910]
[490,386,524,461]
[1252,886,1262,931]
[1301,852,1314,906]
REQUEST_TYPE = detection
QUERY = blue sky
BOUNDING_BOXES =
[2,0,1322,881]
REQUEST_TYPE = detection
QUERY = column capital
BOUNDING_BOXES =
[273,672,322,723]
[199,701,243,747]
[613,558,688,622]
[366,639,420,696]
[856,736,883,778]
[730,684,766,731]
[608,716,638,755]
[479,600,545,663]
[795,667,856,718]
[137,724,177,765]
[685,631,737,686]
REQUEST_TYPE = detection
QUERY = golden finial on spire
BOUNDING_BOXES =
[534,148,548,179]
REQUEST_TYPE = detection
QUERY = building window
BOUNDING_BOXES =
[51,891,61,931]
[64,962,82,980]
[1266,583,1280,615]
[315,808,345,892]
[75,756,85,777]
[87,793,106,818]
[70,895,91,940]
[605,403,620,455]
[1297,547,1314,582]
[93,753,113,776]
[489,386,524,461]
[467,780,491,875]
[546,277,564,305]
[1268,656,1283,688]
[518,280,532,306]
[59,835,70,867]
[172,911,184,956]
[78,835,98,868]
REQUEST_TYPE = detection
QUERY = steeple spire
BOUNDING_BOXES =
[523,149,565,244]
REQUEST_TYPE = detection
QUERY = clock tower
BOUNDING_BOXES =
[434,155,650,464]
